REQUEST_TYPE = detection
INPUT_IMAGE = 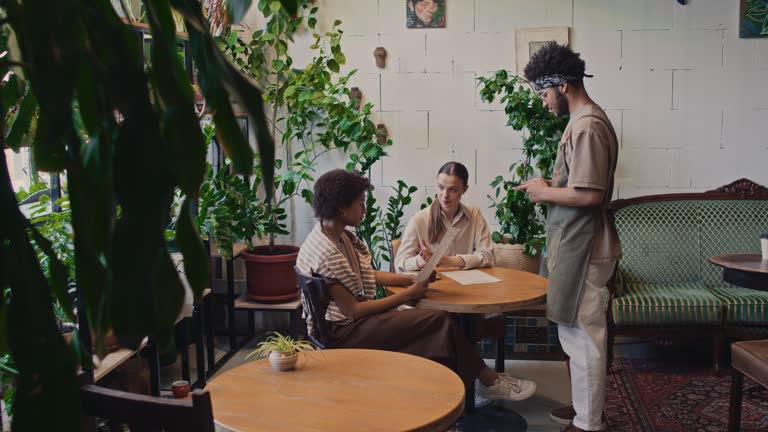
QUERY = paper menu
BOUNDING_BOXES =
[441,270,502,285]
[413,227,460,283]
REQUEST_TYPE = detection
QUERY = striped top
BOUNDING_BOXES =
[297,223,377,334]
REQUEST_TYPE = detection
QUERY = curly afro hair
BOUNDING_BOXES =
[523,42,587,87]
[313,169,371,220]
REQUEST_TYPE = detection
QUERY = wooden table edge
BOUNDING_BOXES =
[387,289,547,314]
[709,254,768,274]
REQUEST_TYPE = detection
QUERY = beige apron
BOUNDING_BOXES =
[545,114,618,327]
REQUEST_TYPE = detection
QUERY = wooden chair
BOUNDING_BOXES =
[728,340,768,431]
[294,267,332,349]
[80,384,214,432]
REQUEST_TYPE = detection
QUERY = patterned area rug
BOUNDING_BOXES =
[605,359,768,432]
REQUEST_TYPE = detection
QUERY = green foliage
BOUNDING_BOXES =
[420,195,434,210]
[196,161,271,259]
[246,331,315,358]
[0,1,283,429]
[478,70,568,255]
[214,0,388,249]
[0,354,17,417]
[355,190,385,268]
[743,0,768,36]
[354,180,418,270]
[382,180,418,256]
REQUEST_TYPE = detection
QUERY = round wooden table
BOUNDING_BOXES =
[709,254,768,291]
[388,267,548,432]
[207,349,465,432]
[387,267,547,314]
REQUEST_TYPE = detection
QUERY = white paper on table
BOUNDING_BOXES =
[414,227,460,283]
[441,270,502,285]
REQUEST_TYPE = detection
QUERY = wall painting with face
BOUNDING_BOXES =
[406,0,446,28]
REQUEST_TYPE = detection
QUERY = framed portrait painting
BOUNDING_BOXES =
[406,0,446,28]
[515,27,570,74]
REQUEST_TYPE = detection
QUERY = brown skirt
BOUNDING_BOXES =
[327,309,486,389]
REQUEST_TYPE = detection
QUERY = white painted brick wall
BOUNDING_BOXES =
[244,0,768,245]
[475,0,547,33]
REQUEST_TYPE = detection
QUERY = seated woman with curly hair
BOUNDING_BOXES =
[296,169,536,402]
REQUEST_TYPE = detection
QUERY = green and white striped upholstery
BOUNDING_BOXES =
[613,199,768,327]
[709,286,768,325]
[612,283,722,326]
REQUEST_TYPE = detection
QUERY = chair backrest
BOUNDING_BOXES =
[294,266,332,349]
[390,238,402,272]
[80,384,215,432]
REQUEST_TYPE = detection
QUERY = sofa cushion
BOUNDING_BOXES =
[709,285,768,325]
[614,201,700,285]
[612,283,723,327]
[699,200,768,287]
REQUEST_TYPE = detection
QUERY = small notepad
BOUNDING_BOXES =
[441,270,502,285]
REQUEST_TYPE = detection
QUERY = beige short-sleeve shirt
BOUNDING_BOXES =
[561,105,622,263]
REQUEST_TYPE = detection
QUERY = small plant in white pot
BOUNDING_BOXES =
[246,332,316,372]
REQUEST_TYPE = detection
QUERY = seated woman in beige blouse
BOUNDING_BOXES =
[394,161,494,273]
[296,169,536,402]
[394,162,535,406]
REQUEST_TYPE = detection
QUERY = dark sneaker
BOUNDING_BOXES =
[550,404,576,425]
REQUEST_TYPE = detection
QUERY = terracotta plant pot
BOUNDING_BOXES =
[269,351,298,372]
[492,243,541,274]
[171,380,191,399]
[241,245,300,302]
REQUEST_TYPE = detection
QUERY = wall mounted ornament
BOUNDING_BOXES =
[739,0,768,38]
[406,0,446,28]
[515,27,570,74]
[374,47,387,68]
[376,124,388,144]
[350,87,363,110]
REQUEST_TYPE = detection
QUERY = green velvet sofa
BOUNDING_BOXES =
[607,179,768,371]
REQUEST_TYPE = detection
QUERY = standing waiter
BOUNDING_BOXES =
[515,42,621,432]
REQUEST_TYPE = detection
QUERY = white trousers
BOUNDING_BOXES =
[557,261,615,431]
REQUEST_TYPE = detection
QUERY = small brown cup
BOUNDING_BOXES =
[171,380,190,399]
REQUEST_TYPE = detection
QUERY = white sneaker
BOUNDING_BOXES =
[474,380,492,408]
[478,373,537,401]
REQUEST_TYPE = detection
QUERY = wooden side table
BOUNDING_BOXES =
[234,294,303,340]
[208,349,465,432]
[709,254,768,291]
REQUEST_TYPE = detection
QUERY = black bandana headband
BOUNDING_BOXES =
[532,73,594,91]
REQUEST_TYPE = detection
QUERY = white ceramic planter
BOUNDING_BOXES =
[268,351,298,372]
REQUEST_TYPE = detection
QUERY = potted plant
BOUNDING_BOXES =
[0,0,282,428]
[478,71,568,273]
[245,332,316,372]
[208,1,387,301]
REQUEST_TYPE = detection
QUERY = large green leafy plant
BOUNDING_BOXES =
[211,0,387,255]
[355,180,418,269]
[0,0,292,430]
[478,71,568,255]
